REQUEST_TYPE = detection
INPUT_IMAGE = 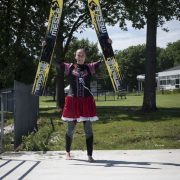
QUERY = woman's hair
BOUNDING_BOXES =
[75,48,87,56]
[75,48,86,55]
[77,48,86,53]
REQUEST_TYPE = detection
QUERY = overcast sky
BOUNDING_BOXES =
[75,20,180,51]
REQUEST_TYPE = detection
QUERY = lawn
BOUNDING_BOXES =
[19,93,180,151]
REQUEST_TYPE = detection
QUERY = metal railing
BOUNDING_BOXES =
[0,89,14,153]
[92,90,127,101]
[0,93,4,153]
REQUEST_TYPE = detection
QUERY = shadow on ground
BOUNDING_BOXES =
[0,158,40,179]
[39,106,180,124]
[72,158,180,169]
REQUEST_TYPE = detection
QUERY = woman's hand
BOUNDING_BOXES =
[107,38,112,44]
[42,40,47,47]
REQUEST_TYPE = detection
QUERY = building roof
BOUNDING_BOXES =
[137,65,180,80]
[158,65,180,77]
[163,65,180,72]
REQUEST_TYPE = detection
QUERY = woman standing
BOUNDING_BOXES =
[61,48,100,162]
[54,39,112,162]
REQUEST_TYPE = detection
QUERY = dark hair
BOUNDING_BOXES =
[74,48,87,56]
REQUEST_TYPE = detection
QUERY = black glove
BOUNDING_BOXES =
[99,59,104,63]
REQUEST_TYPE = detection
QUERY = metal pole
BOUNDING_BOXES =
[0,93,4,153]
[138,80,140,94]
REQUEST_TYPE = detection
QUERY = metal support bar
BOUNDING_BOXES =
[0,93,4,153]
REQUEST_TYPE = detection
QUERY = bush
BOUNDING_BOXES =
[21,126,53,151]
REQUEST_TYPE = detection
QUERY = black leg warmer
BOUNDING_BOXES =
[86,135,93,156]
[65,133,72,153]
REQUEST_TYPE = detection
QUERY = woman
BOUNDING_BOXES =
[61,48,100,162]
[55,39,112,162]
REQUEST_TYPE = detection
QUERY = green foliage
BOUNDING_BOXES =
[54,0,92,58]
[166,40,180,65]
[21,124,53,151]
[117,45,146,91]
[64,38,100,63]
[156,40,180,71]
[0,0,51,88]
[106,0,180,30]
[157,48,174,72]
[116,40,180,92]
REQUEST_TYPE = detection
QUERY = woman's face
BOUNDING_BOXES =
[75,49,86,64]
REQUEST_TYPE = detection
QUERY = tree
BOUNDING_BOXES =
[108,0,180,111]
[156,40,180,72]
[65,38,100,63]
[116,45,146,91]
[117,44,180,91]
[0,0,51,88]
[157,48,174,72]
[166,40,180,66]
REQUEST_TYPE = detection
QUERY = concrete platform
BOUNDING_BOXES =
[0,150,180,180]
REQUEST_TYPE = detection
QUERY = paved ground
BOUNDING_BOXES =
[0,150,180,180]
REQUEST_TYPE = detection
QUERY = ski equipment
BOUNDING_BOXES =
[88,0,123,91]
[32,0,63,96]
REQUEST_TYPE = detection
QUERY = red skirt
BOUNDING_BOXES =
[61,96,98,122]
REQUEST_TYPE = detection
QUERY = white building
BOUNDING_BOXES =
[137,65,180,91]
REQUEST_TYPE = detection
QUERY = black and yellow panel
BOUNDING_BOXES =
[32,0,63,96]
[88,0,123,92]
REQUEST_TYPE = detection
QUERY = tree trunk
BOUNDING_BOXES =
[54,29,65,109]
[56,69,65,109]
[142,0,158,112]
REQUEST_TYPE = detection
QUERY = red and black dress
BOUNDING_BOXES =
[61,61,100,122]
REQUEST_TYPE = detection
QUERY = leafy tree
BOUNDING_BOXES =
[156,40,180,72]
[117,45,146,91]
[157,48,174,72]
[65,38,100,63]
[166,40,180,66]
[117,43,180,92]
[107,0,180,111]
[0,0,51,88]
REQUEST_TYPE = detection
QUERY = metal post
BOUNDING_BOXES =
[97,89,98,101]
[0,93,4,153]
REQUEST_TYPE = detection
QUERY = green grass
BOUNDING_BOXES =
[19,93,180,151]
[40,96,56,107]
[40,93,180,108]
